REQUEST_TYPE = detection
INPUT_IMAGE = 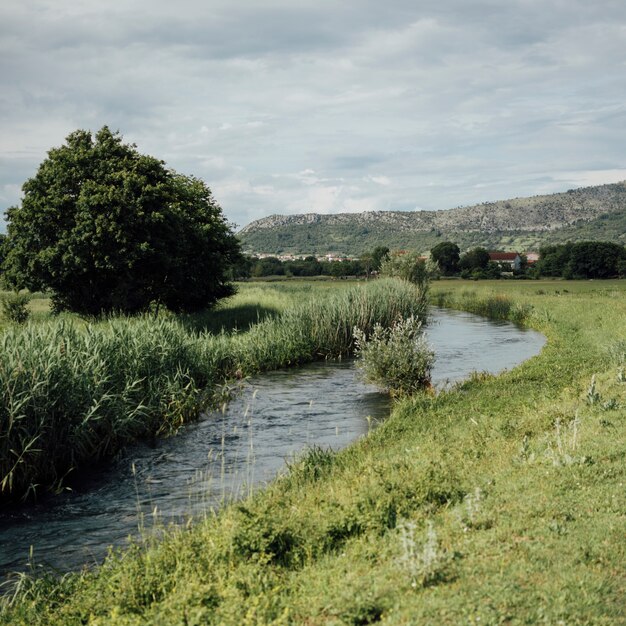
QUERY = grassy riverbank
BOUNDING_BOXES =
[2,280,625,624]
[0,279,424,502]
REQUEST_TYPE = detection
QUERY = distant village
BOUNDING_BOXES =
[250,250,540,271]
[256,250,540,265]
[239,241,625,280]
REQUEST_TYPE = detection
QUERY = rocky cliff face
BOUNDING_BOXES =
[238,181,626,254]
[240,182,626,234]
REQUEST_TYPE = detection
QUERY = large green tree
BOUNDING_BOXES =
[430,241,460,275]
[2,127,240,314]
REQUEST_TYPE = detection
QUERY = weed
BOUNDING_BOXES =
[397,519,450,587]
[601,398,620,411]
[586,375,601,405]
[462,487,483,528]
[545,414,588,467]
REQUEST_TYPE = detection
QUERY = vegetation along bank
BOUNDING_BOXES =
[0,279,425,503]
[1,280,624,624]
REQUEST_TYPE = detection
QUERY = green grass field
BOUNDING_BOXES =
[2,279,625,624]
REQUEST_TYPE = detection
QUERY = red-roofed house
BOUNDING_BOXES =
[489,252,522,271]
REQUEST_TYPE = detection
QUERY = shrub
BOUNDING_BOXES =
[354,315,434,396]
[0,292,30,324]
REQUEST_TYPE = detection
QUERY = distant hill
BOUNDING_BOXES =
[238,181,626,255]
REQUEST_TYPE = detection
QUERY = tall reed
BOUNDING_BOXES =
[0,279,425,501]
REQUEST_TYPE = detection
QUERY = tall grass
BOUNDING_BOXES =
[0,279,425,502]
[432,289,532,324]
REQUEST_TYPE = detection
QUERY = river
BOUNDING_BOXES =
[0,307,545,582]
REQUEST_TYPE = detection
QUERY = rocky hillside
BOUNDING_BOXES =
[238,181,626,255]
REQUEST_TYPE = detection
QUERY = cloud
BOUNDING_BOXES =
[366,176,392,187]
[1,0,625,230]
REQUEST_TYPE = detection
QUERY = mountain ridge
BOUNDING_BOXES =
[238,181,626,255]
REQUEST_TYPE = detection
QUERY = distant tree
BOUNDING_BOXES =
[301,256,322,276]
[459,247,490,272]
[251,256,284,277]
[230,254,254,280]
[565,241,625,279]
[430,241,460,275]
[371,246,390,271]
[537,244,571,277]
[380,251,435,290]
[360,252,374,278]
[537,241,626,279]
[2,127,240,314]
[515,254,529,276]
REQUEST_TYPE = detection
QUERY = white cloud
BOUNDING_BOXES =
[552,169,626,189]
[366,176,392,187]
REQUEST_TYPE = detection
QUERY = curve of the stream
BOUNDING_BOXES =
[0,308,545,582]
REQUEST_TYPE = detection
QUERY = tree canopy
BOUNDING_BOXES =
[459,247,490,272]
[430,241,460,275]
[2,127,240,315]
[538,241,626,279]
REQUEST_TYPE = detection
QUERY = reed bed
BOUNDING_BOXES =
[432,289,532,324]
[0,279,425,502]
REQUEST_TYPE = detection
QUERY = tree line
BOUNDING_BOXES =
[536,242,626,279]
[429,241,626,279]
[242,240,626,281]
[235,246,390,279]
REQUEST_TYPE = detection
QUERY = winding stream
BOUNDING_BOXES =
[0,308,545,581]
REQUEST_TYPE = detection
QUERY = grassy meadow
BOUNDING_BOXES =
[0,279,425,502]
[1,279,625,624]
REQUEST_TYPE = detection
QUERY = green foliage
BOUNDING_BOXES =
[2,127,240,315]
[371,246,390,270]
[459,247,490,272]
[354,315,434,395]
[0,291,31,324]
[432,290,532,324]
[380,251,434,288]
[537,241,626,279]
[248,255,369,278]
[251,256,285,277]
[0,233,6,271]
[430,241,460,276]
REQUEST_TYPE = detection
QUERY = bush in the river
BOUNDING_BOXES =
[354,315,434,396]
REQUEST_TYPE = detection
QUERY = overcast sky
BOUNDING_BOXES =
[1,0,626,231]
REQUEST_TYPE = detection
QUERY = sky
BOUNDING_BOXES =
[1,0,626,232]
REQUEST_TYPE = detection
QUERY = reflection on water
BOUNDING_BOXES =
[0,308,545,580]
